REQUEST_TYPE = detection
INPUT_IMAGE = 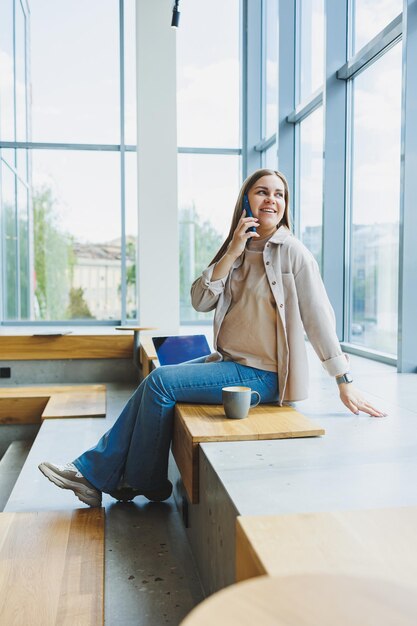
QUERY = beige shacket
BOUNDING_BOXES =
[191,226,349,405]
[217,235,277,372]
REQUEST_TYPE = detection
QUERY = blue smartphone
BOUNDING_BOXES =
[243,193,256,233]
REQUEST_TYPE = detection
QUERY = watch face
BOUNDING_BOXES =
[345,373,353,383]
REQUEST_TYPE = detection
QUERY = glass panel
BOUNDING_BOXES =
[124,0,137,145]
[30,0,119,143]
[349,44,401,354]
[353,0,402,53]
[31,150,121,320]
[177,0,240,148]
[298,106,323,271]
[1,161,18,319]
[125,151,138,320]
[264,0,278,138]
[264,143,277,170]
[15,0,27,143]
[178,154,241,322]
[17,179,30,319]
[0,0,15,140]
[299,0,324,102]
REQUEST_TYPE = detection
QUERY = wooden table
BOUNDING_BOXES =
[180,574,417,626]
[236,506,417,585]
[115,326,157,368]
[172,403,324,503]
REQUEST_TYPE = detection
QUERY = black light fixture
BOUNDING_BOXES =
[171,0,180,29]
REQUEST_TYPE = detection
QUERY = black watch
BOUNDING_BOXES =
[336,372,353,385]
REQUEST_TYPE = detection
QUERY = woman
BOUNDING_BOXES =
[39,169,385,507]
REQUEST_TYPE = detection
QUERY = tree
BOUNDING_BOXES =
[179,205,223,320]
[33,186,73,319]
[65,287,95,319]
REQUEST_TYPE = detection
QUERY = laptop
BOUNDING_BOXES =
[152,335,211,366]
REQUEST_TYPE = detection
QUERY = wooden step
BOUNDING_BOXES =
[236,506,417,585]
[0,385,106,424]
[0,508,105,625]
[172,404,324,504]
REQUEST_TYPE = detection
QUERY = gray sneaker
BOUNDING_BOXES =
[38,461,102,507]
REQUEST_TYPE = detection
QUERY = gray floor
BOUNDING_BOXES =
[4,383,204,626]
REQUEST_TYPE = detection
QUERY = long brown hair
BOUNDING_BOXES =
[209,169,292,266]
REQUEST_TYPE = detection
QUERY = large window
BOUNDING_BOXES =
[298,106,323,271]
[349,43,402,354]
[352,0,402,52]
[177,0,241,323]
[298,0,324,102]
[0,0,137,323]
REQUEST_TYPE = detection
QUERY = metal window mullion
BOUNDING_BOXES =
[277,0,296,198]
[177,147,241,155]
[321,0,349,341]
[398,0,417,372]
[119,0,127,324]
[254,133,276,152]
[337,13,402,80]
[0,141,123,151]
[286,89,323,124]
[243,0,262,177]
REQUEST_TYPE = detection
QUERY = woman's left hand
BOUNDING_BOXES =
[338,383,387,417]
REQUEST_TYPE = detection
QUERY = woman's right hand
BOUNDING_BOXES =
[227,211,260,259]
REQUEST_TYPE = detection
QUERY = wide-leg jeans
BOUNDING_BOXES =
[73,358,279,493]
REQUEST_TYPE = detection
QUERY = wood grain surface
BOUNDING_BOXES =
[175,403,324,442]
[0,508,105,625]
[180,574,417,626]
[0,334,132,360]
[0,384,106,422]
[236,507,417,585]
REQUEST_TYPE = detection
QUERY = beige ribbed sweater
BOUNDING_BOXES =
[217,235,277,372]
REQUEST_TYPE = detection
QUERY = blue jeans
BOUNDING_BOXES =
[73,358,279,493]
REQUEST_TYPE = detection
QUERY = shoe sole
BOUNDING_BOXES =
[38,463,101,507]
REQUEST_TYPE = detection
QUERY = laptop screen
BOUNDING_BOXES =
[152,335,211,366]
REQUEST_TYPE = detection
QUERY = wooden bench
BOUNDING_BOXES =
[173,404,324,504]
[139,335,158,377]
[0,384,106,424]
[236,506,417,585]
[0,508,104,625]
[138,338,325,504]
[0,333,132,360]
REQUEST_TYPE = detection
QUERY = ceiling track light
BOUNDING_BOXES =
[171,0,180,29]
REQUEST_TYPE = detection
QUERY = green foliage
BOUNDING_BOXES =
[179,205,223,319]
[65,286,95,319]
[33,186,73,319]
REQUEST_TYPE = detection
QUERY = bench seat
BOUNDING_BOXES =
[0,508,104,625]
[0,384,106,424]
[173,403,324,503]
[236,506,417,585]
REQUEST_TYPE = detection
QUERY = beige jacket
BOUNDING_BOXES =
[191,226,349,405]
